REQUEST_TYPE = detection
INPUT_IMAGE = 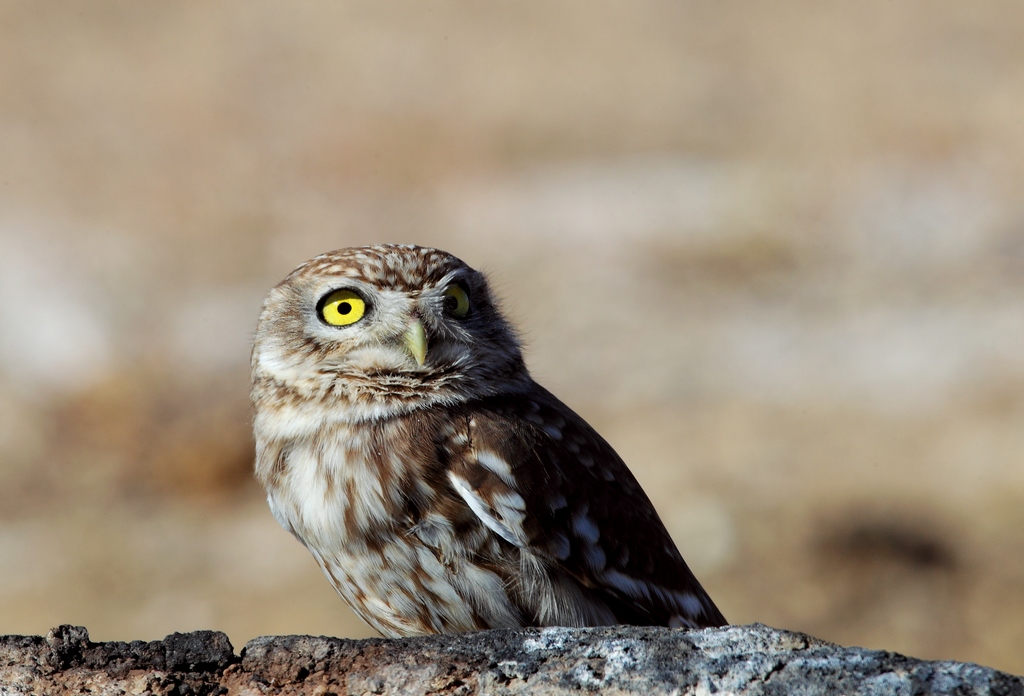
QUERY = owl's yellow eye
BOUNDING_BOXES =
[443,284,470,318]
[319,289,366,327]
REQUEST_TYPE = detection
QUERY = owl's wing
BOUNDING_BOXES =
[443,385,727,629]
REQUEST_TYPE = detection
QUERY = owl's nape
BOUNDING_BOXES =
[252,244,725,637]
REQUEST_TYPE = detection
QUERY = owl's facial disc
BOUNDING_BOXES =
[252,245,529,420]
[306,277,476,373]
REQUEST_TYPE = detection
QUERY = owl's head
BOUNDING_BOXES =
[252,245,527,423]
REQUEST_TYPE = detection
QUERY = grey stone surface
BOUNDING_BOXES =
[0,623,1020,695]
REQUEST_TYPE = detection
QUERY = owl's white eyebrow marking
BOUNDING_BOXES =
[448,472,526,547]
[435,269,468,289]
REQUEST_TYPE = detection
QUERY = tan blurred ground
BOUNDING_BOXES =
[1,0,1023,674]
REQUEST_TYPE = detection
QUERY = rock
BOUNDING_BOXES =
[1,626,235,695]
[0,623,1020,695]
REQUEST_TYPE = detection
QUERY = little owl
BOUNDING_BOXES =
[251,244,726,637]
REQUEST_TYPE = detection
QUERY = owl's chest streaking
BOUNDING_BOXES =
[256,410,521,636]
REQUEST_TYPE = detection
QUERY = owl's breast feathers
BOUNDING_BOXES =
[259,382,725,633]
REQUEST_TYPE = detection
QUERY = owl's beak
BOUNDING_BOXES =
[404,318,427,366]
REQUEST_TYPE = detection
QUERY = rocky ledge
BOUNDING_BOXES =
[0,623,1020,695]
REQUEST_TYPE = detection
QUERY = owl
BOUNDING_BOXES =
[251,244,726,637]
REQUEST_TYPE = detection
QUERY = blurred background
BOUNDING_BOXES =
[1,1,1023,674]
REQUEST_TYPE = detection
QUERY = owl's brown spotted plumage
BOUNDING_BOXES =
[251,244,726,637]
